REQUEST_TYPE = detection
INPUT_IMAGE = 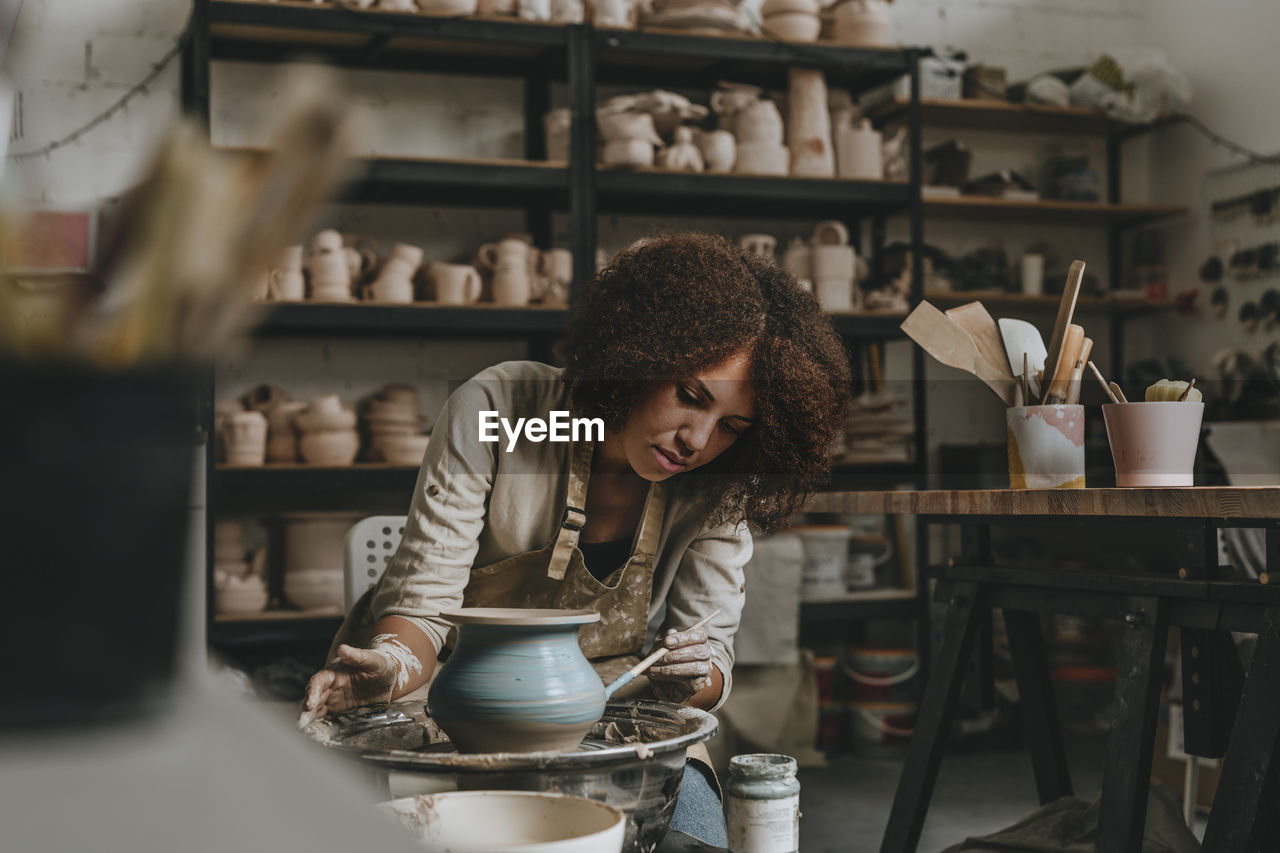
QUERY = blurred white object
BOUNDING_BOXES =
[788,68,835,177]
[659,126,705,172]
[518,0,552,20]
[1027,75,1071,107]
[382,792,625,853]
[552,0,585,22]
[344,515,405,610]
[836,117,882,180]
[379,0,418,9]
[1069,49,1192,124]
[1021,253,1045,296]
[734,532,804,666]
[591,0,634,28]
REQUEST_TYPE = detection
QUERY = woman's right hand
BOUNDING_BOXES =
[298,644,398,728]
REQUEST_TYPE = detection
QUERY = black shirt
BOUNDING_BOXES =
[578,537,633,582]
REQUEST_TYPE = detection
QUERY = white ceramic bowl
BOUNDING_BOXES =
[379,791,625,853]
[299,430,360,466]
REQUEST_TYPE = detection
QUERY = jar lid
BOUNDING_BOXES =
[728,753,797,780]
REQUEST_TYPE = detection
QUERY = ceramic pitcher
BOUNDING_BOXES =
[429,608,607,753]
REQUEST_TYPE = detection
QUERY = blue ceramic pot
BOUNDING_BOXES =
[430,608,606,754]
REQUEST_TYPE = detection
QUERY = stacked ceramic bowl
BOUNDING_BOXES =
[761,0,821,41]
[596,110,663,169]
[362,384,431,466]
[281,511,357,612]
[296,395,360,466]
[213,521,268,615]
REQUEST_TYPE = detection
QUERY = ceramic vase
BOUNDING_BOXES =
[430,263,483,305]
[735,99,785,147]
[366,243,423,305]
[787,67,835,178]
[307,229,354,302]
[697,129,736,173]
[429,608,606,753]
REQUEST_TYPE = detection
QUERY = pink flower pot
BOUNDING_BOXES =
[1103,402,1204,487]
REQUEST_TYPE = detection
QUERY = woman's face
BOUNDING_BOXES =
[622,351,757,482]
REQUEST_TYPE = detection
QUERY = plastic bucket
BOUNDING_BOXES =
[793,524,851,600]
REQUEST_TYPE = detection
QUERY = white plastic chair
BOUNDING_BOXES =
[343,515,407,611]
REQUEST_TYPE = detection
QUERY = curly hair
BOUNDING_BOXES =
[559,231,851,533]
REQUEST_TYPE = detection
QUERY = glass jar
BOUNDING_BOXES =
[726,753,800,853]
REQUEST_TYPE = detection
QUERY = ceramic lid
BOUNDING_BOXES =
[441,607,601,626]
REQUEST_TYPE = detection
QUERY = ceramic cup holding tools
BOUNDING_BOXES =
[1006,404,1085,489]
[1102,402,1205,487]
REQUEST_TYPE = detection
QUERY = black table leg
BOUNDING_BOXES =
[880,580,985,853]
[1201,606,1280,852]
[1097,595,1168,853]
[1004,609,1073,804]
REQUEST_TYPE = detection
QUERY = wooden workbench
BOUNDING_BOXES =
[813,487,1280,853]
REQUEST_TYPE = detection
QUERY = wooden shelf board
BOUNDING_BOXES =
[923,195,1186,227]
[923,290,1176,314]
[868,96,1121,134]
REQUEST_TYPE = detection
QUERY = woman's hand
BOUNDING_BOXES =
[648,625,715,704]
[298,643,401,728]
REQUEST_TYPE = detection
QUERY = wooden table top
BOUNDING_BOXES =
[805,487,1280,519]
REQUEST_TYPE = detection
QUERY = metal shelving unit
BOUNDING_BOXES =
[183,0,930,654]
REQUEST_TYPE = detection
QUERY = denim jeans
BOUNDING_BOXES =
[669,761,728,846]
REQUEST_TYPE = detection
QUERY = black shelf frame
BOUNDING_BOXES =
[185,0,931,654]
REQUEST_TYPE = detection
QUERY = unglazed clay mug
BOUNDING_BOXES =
[430,263,482,305]
[1007,404,1086,489]
[477,237,534,274]
[366,243,423,305]
[268,246,305,301]
[1102,402,1204,487]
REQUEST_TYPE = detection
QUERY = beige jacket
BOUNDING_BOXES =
[364,360,750,711]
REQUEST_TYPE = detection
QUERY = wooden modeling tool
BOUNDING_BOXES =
[1041,260,1086,403]
[1067,337,1093,404]
[1110,381,1129,403]
[1043,323,1084,404]
[901,301,1016,405]
[602,610,721,697]
[945,301,1015,385]
[1089,360,1119,403]
[1177,378,1198,402]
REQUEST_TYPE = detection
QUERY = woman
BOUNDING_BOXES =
[301,231,850,843]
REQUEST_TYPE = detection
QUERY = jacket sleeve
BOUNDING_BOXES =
[367,375,500,653]
[655,519,752,712]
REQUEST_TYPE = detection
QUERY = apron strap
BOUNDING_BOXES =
[631,481,668,564]
[547,440,594,580]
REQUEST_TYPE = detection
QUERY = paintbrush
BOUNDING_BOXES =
[603,609,722,697]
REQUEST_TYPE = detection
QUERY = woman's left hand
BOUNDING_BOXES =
[648,625,714,701]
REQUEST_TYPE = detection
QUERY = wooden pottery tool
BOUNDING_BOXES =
[1043,323,1084,404]
[1088,360,1118,403]
[1067,337,1093,404]
[902,301,1016,405]
[603,610,721,697]
[998,317,1047,399]
[1110,381,1129,403]
[1177,378,1198,402]
[945,301,1016,385]
[1041,260,1086,404]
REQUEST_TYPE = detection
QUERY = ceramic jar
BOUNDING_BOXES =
[480,237,541,306]
[811,221,857,312]
[735,100,785,147]
[429,608,607,753]
[597,111,662,144]
[697,129,736,173]
[538,248,573,306]
[735,142,789,176]
[296,395,358,432]
[366,243,423,305]
[740,234,777,259]
[224,411,268,467]
[836,118,884,180]
[269,245,305,301]
[831,0,894,46]
[430,263,483,305]
[307,229,354,302]
[295,395,360,467]
[787,67,835,178]
[710,85,763,132]
[762,0,821,42]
